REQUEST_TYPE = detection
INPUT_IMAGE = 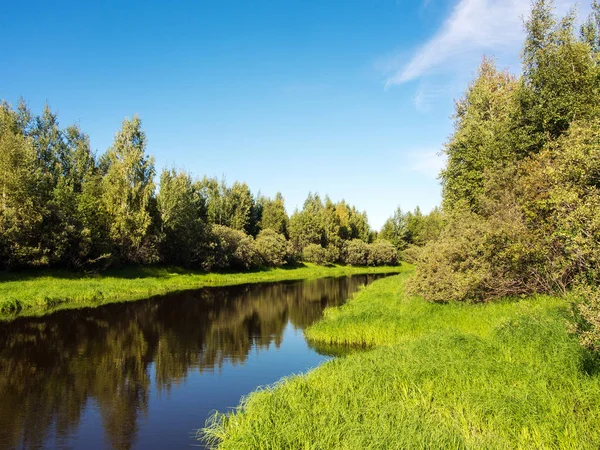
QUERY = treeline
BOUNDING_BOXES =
[408,0,600,350]
[0,103,402,271]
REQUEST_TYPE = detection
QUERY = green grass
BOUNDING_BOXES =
[201,273,600,449]
[0,264,404,320]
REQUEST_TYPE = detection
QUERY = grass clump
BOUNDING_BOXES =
[0,264,404,320]
[202,274,600,449]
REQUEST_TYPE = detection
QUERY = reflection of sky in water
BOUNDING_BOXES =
[0,275,388,449]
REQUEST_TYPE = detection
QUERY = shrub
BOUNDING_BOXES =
[400,244,422,264]
[302,244,327,265]
[346,239,369,266]
[572,284,600,352]
[368,240,399,266]
[406,202,538,303]
[253,229,289,267]
[324,245,340,265]
[205,225,259,270]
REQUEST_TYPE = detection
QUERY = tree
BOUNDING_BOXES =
[288,193,326,252]
[259,193,289,237]
[518,0,599,154]
[440,58,519,211]
[101,116,157,263]
[379,207,408,250]
[227,181,255,234]
[158,169,207,266]
[0,104,44,267]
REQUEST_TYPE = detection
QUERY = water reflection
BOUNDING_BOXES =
[0,274,384,449]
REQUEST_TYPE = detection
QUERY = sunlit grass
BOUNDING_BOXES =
[201,274,600,449]
[0,264,406,320]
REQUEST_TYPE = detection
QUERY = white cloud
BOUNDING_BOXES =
[386,0,582,86]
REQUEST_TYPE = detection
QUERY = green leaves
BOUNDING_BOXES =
[101,115,156,263]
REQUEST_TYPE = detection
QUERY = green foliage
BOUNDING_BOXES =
[345,239,370,266]
[158,169,208,266]
[0,104,44,267]
[253,229,289,267]
[101,115,157,263]
[380,206,445,251]
[571,284,600,352]
[405,206,445,246]
[379,207,408,250]
[0,99,378,277]
[441,58,519,211]
[367,240,399,266]
[258,193,288,237]
[207,225,260,271]
[411,0,600,341]
[289,193,326,252]
[302,243,328,265]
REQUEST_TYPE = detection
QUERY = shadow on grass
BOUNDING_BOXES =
[0,263,309,283]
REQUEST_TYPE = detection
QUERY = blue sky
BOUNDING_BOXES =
[1,0,584,229]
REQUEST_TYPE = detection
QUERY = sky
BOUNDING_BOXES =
[0,0,587,229]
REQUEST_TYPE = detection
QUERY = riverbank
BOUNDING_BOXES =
[202,274,600,449]
[0,264,406,320]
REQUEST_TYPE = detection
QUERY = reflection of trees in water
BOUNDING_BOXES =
[0,274,382,449]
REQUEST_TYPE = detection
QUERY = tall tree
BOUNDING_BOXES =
[440,58,519,211]
[158,169,207,266]
[0,103,44,267]
[379,207,408,250]
[101,116,157,263]
[259,192,289,237]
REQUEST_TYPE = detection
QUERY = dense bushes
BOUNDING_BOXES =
[206,225,259,271]
[302,244,328,265]
[368,240,399,267]
[253,229,289,267]
[300,239,400,267]
[408,0,600,349]
[346,239,369,266]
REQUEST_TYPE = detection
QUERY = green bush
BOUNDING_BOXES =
[205,225,259,270]
[367,240,399,266]
[253,229,289,267]
[400,244,422,264]
[324,245,340,265]
[302,244,327,265]
[346,239,369,266]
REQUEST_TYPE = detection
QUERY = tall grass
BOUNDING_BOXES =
[0,264,406,320]
[202,274,600,449]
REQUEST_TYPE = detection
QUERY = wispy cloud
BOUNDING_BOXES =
[386,0,581,87]
[414,82,454,112]
[408,150,447,179]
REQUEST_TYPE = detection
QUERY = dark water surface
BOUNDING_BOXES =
[0,274,386,449]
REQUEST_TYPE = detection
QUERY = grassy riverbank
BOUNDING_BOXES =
[0,264,404,320]
[202,274,600,449]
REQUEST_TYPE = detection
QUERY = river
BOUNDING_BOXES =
[0,274,386,449]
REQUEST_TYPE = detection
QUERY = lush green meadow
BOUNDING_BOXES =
[202,274,600,449]
[0,264,403,320]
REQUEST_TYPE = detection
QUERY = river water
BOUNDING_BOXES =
[0,274,386,449]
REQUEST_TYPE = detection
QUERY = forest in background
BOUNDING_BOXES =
[0,100,441,272]
[408,0,600,351]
